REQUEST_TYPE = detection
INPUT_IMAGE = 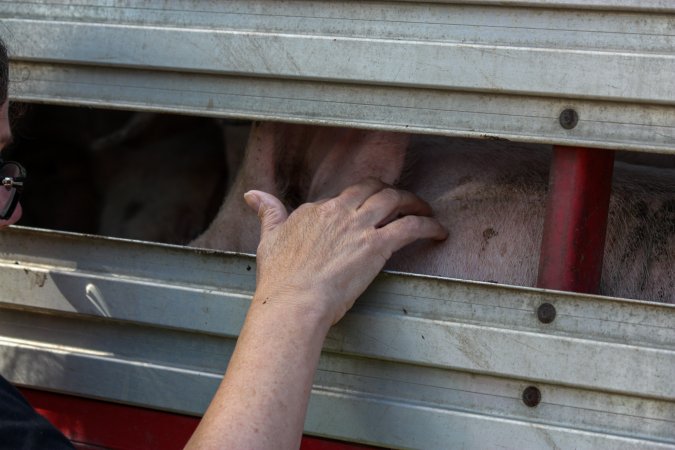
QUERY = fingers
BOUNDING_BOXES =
[358,187,433,227]
[245,180,447,267]
[244,190,288,236]
[335,177,388,210]
[377,215,448,255]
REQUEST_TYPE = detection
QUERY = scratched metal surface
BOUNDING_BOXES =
[0,227,673,449]
[0,0,674,153]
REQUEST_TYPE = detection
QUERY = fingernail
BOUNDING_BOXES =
[244,191,261,210]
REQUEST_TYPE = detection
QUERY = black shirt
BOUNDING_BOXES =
[0,375,74,449]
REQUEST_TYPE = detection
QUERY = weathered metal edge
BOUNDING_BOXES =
[9,64,675,153]
[1,226,673,400]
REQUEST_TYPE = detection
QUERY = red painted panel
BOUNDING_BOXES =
[22,388,197,449]
[537,146,615,293]
[20,388,378,450]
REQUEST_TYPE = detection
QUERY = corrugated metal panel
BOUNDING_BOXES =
[1,1,674,152]
[0,227,673,449]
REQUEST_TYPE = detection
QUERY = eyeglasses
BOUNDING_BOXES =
[0,160,26,220]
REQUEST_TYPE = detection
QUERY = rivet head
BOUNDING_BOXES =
[522,386,541,407]
[537,302,556,324]
[559,108,579,129]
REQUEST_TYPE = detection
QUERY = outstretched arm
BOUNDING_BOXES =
[185,178,447,450]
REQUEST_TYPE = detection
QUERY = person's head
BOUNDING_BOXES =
[0,37,22,228]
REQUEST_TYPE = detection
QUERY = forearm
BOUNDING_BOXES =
[185,292,331,450]
[186,181,446,449]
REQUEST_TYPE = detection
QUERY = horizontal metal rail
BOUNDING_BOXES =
[0,227,673,449]
[1,1,674,152]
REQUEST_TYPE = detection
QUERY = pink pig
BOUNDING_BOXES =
[192,122,675,303]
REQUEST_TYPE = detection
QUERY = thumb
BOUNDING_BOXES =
[244,190,288,236]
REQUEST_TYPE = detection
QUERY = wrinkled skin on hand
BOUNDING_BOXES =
[245,178,447,326]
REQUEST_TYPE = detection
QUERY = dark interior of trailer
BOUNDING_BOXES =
[7,103,675,245]
[5,103,238,244]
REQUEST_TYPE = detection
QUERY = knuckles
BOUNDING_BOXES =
[314,198,341,216]
[378,187,402,205]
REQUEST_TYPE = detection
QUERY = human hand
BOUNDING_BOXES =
[244,178,447,327]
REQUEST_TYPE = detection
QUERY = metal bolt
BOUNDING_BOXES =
[537,302,556,324]
[559,108,579,129]
[522,386,541,407]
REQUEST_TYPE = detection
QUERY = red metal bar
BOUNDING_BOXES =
[536,146,615,294]
[21,388,377,450]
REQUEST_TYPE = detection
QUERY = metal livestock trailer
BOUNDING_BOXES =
[0,1,673,448]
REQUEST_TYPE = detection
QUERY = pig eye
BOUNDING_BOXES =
[0,160,26,220]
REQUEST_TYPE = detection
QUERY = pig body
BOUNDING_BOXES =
[191,122,409,251]
[387,137,550,290]
[601,163,674,302]
[191,123,675,303]
[96,127,226,244]
[391,136,675,303]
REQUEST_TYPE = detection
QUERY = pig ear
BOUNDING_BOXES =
[307,129,409,201]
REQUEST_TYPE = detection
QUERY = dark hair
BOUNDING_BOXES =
[0,37,8,105]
